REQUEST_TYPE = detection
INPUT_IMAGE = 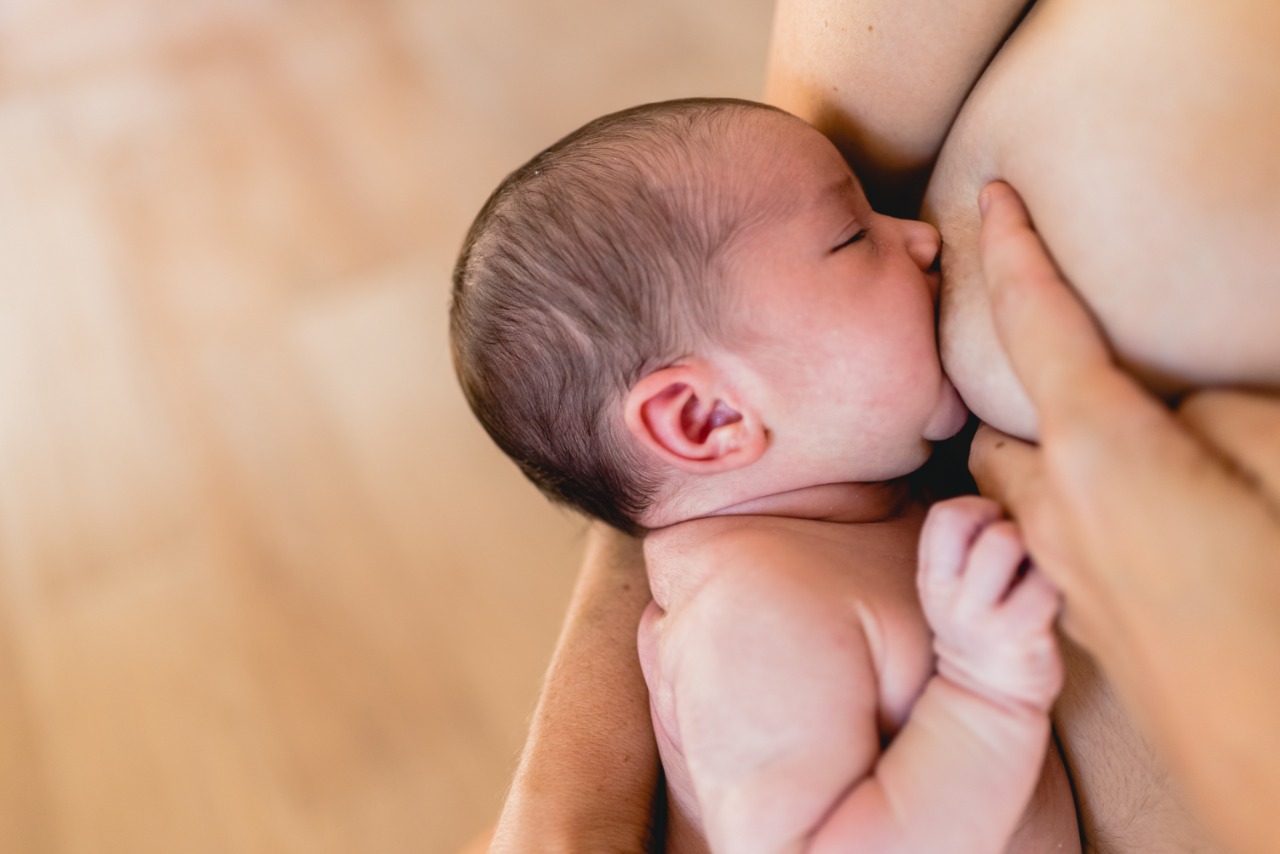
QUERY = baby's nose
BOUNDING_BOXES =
[903,220,942,272]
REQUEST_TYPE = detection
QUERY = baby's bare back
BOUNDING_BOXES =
[644,510,935,736]
[643,513,931,852]
[640,508,1076,853]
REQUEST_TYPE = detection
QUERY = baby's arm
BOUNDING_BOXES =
[655,534,883,854]
[811,496,1068,852]
[662,501,1067,853]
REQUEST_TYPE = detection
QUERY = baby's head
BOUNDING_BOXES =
[452,98,966,534]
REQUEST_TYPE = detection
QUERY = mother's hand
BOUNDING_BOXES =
[967,180,1280,854]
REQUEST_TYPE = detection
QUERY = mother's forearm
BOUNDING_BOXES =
[491,524,660,854]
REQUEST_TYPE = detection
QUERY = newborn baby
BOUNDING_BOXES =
[451,98,1079,853]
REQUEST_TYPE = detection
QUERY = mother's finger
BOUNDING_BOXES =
[968,423,1044,519]
[969,425,1088,630]
[978,181,1115,416]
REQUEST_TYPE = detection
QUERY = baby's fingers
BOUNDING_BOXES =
[918,496,1003,595]
[999,566,1063,635]
[954,521,1027,617]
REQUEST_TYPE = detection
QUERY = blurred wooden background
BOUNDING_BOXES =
[0,0,772,851]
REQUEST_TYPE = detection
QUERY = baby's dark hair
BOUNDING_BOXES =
[451,97,784,535]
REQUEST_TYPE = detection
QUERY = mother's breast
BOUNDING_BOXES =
[923,0,1280,439]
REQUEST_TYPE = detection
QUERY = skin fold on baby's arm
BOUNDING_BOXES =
[644,497,1076,854]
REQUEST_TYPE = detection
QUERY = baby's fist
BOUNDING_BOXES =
[917,497,1063,711]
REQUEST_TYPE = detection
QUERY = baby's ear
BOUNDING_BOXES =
[623,361,766,473]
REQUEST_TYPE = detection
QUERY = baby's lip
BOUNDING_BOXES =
[925,269,942,302]
[926,246,944,299]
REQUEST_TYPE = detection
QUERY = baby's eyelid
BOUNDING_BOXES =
[833,228,869,252]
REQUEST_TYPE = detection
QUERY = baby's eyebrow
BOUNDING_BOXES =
[817,174,859,211]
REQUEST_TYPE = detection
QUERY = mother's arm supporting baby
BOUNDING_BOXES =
[970,180,1280,854]
[487,527,659,853]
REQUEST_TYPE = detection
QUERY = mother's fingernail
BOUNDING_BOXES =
[979,187,992,217]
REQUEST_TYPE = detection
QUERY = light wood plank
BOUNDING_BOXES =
[0,1,774,850]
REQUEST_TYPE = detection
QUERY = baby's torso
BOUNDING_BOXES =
[645,511,934,735]
[641,511,935,846]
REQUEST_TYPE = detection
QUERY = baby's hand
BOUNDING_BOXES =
[917,496,1064,711]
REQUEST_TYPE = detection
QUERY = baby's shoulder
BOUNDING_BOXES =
[644,515,791,610]
[645,514,798,564]
[646,514,830,573]
[646,515,910,612]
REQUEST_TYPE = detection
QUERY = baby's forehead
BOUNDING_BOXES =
[682,123,810,205]
[707,111,851,201]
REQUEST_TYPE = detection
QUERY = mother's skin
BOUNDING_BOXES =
[769,0,1280,442]
[768,0,1279,849]
[488,1,1280,851]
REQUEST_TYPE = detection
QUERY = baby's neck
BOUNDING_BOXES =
[706,478,916,525]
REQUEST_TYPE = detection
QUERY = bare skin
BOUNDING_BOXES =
[488,529,659,854]
[487,0,1280,851]
[598,112,1071,852]
[971,181,1280,854]
[923,0,1280,440]
[764,0,1280,850]
[768,0,1280,438]
[641,501,1075,853]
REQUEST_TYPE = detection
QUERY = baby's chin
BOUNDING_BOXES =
[922,377,971,441]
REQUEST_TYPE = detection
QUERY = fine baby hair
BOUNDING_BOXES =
[451,98,786,534]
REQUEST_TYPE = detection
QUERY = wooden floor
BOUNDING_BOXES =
[0,1,773,851]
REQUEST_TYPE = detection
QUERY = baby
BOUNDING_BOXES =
[451,98,1080,853]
